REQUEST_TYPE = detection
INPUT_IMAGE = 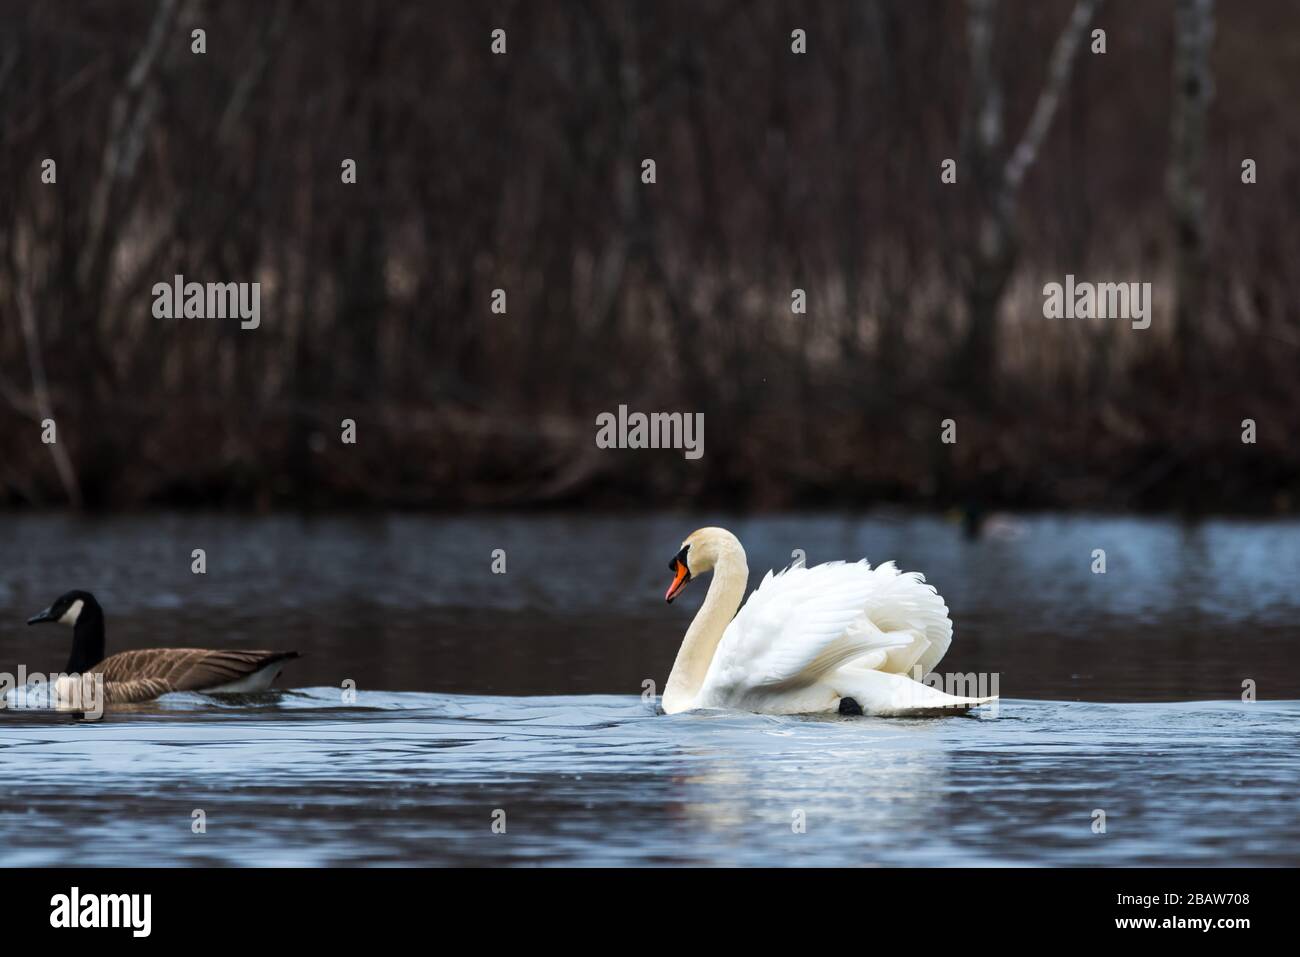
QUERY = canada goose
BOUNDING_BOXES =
[26,590,299,705]
[660,527,997,716]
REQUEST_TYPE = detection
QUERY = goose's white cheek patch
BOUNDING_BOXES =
[58,599,84,626]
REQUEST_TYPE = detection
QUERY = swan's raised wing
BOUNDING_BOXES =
[699,559,956,707]
[860,560,954,677]
[700,561,907,698]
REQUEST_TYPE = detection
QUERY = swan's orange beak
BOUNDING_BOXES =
[665,559,691,603]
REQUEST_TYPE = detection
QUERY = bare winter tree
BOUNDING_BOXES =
[1168,0,1215,372]
[957,0,1102,404]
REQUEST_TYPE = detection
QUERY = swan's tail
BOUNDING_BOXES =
[831,667,997,717]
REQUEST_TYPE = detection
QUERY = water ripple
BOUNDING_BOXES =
[1,692,1296,866]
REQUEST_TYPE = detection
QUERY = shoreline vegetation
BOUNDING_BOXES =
[2,2,1297,515]
[2,362,1294,516]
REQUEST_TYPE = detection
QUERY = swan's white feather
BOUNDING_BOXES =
[709,562,899,688]
[693,558,983,715]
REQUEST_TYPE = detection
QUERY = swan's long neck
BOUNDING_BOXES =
[662,543,748,714]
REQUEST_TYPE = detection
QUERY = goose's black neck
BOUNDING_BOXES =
[66,600,106,673]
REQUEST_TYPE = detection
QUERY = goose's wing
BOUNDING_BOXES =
[52,672,173,707]
[97,649,299,694]
[702,561,914,698]
[103,676,177,704]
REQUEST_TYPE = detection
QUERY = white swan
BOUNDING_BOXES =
[661,527,997,716]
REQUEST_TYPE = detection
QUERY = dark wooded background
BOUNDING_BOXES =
[1,0,1294,512]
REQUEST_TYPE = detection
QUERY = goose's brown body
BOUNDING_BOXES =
[92,649,300,703]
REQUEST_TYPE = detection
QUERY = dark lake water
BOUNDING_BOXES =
[1,511,1297,865]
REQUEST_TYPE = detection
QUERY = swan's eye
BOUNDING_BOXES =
[668,545,691,574]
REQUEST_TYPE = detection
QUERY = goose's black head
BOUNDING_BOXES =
[28,590,105,672]
[27,590,99,627]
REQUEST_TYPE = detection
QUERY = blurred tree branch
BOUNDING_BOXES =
[78,0,178,291]
[1168,0,1215,372]
[15,273,82,507]
[958,0,1101,404]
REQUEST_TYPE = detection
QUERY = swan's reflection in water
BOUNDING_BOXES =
[663,712,958,864]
